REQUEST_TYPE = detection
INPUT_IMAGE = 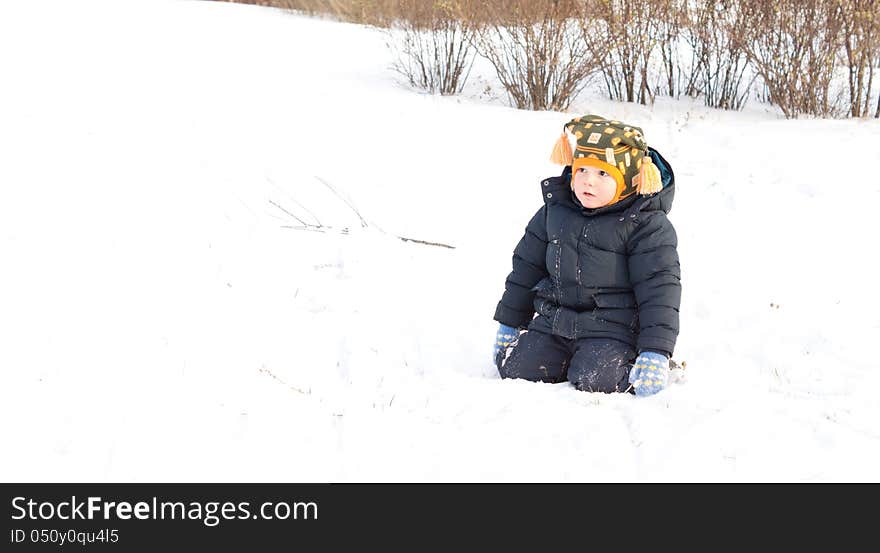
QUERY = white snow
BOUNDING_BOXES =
[1,0,879,482]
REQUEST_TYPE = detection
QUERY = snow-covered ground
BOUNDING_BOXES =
[1,0,879,482]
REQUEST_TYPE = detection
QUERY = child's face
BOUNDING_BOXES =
[571,165,618,208]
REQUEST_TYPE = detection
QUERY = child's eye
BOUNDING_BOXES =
[599,170,607,177]
[578,167,587,173]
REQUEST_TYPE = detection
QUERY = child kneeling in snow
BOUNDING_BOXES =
[493,114,680,396]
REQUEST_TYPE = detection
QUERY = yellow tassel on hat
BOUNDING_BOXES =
[636,156,662,194]
[549,132,573,165]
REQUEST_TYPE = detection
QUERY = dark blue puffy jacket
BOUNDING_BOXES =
[493,149,681,356]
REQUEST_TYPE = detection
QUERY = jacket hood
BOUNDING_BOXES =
[542,147,676,217]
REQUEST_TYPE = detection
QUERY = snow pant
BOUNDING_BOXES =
[495,329,636,393]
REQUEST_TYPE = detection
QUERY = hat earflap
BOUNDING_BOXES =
[549,130,573,166]
[636,155,662,195]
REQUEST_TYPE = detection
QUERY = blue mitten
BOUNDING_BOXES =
[628,351,669,397]
[494,324,519,360]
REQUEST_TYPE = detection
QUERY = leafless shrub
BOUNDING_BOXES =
[838,0,880,117]
[217,0,880,118]
[738,0,846,118]
[583,0,675,105]
[387,1,477,95]
[469,0,599,111]
[681,0,755,110]
[654,2,688,98]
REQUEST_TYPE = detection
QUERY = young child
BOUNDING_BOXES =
[493,114,680,396]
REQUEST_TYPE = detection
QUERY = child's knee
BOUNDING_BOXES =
[500,359,568,383]
[568,339,635,393]
[494,342,515,375]
[496,331,568,383]
[497,346,567,383]
[568,367,628,393]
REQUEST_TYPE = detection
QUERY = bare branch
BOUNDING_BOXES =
[313,175,369,228]
[269,199,308,226]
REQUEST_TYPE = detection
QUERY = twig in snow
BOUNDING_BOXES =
[394,235,455,249]
[314,175,369,228]
[259,366,310,396]
[273,177,455,249]
[281,225,349,235]
[281,224,324,233]
[266,177,323,226]
[269,199,308,226]
[281,224,453,248]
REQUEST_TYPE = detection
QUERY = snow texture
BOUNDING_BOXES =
[1,0,879,482]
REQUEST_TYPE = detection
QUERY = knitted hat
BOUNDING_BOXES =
[549,114,662,203]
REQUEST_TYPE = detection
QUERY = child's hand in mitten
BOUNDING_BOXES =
[494,324,519,359]
[629,351,669,397]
